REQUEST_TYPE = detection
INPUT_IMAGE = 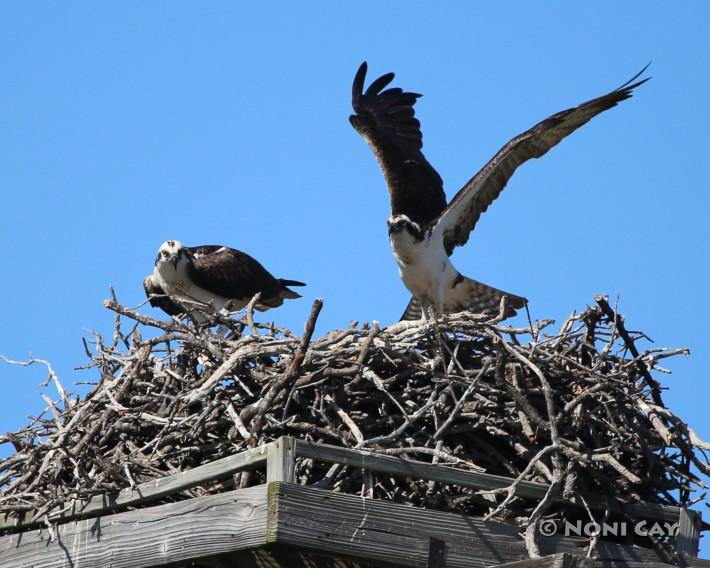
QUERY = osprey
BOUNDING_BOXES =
[350,62,649,320]
[144,240,305,322]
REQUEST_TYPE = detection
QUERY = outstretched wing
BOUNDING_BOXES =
[187,246,281,301]
[350,62,447,226]
[435,67,650,255]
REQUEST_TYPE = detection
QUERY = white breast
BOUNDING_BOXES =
[389,230,457,307]
[153,259,229,314]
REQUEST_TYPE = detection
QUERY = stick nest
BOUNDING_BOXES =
[1,295,707,556]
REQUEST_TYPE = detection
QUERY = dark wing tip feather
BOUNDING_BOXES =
[349,62,427,153]
[551,64,651,124]
[364,71,395,97]
[279,278,306,288]
[352,61,368,104]
[352,61,397,106]
[351,62,418,113]
[593,65,651,111]
[614,62,652,92]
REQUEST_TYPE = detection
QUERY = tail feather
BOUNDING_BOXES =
[278,278,306,288]
[399,277,526,321]
[256,278,305,309]
[400,296,425,321]
[278,288,302,300]
[278,278,305,301]
[447,276,526,318]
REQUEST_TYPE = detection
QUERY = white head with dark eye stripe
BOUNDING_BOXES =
[387,214,424,241]
[156,240,187,269]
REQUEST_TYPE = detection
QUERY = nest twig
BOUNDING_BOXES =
[0,294,706,559]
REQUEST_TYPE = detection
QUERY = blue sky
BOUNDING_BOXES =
[1,1,708,551]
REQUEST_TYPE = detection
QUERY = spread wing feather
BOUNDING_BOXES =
[187,246,283,301]
[350,61,447,226]
[436,67,650,255]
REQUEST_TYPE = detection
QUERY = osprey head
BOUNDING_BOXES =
[387,215,424,240]
[156,240,187,269]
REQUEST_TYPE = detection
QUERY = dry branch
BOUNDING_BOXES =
[0,295,706,558]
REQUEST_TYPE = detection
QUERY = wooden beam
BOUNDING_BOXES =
[490,553,591,567]
[0,442,269,532]
[1,435,700,550]
[677,507,702,558]
[185,545,393,567]
[2,481,708,568]
[0,486,269,568]
[539,533,710,567]
[267,436,297,483]
[294,439,683,524]
[270,483,710,568]
[269,481,530,567]
[428,537,446,568]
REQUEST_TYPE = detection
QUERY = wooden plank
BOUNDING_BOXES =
[267,436,297,483]
[677,507,701,557]
[2,480,706,568]
[294,439,683,524]
[193,545,388,567]
[269,483,710,568]
[490,553,591,567]
[268,481,528,567]
[593,563,707,568]
[0,441,270,532]
[540,533,710,567]
[0,485,269,568]
[3,437,693,535]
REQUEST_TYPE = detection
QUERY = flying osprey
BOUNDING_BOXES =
[350,62,648,320]
[144,240,305,322]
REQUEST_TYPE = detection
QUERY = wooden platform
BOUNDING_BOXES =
[0,437,706,567]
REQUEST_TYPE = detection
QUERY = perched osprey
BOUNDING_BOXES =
[350,62,648,320]
[144,240,305,322]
